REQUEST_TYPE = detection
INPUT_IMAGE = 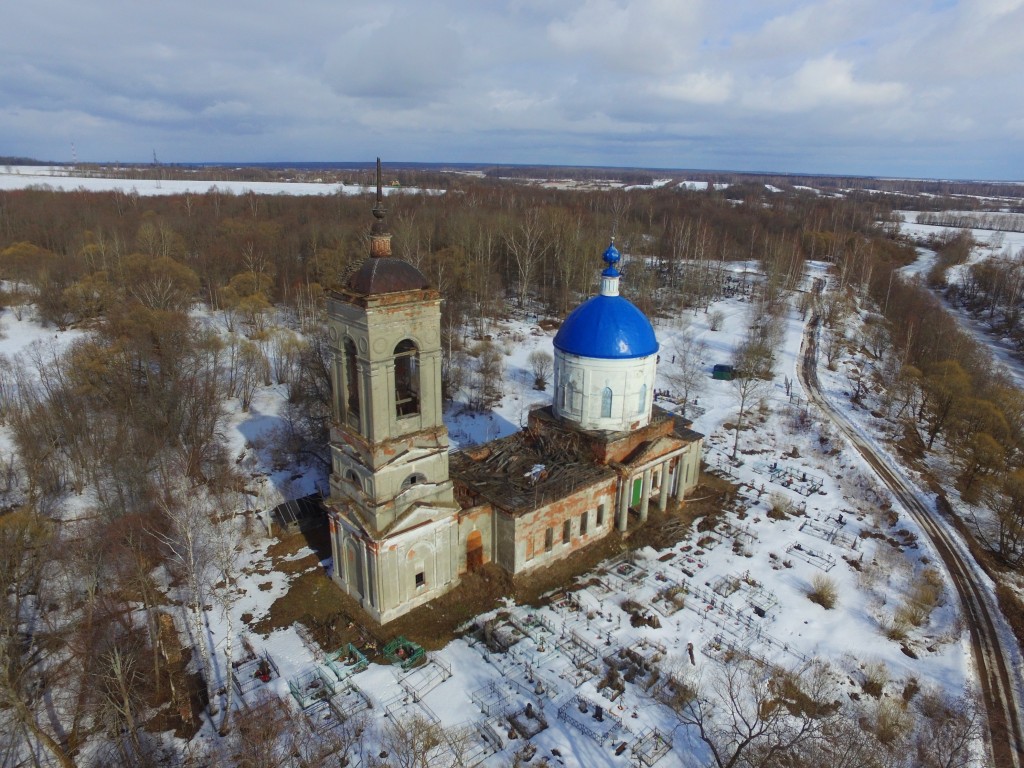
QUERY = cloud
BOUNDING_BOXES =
[0,0,1020,177]
[744,54,906,112]
[732,0,882,58]
[547,0,708,75]
[648,71,734,105]
[324,11,465,103]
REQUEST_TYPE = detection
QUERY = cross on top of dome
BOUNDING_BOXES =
[552,238,658,360]
[602,239,621,278]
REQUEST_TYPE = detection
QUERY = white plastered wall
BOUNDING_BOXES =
[552,350,657,431]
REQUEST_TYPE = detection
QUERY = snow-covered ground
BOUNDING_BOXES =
[0,165,436,198]
[158,266,968,764]
[2,268,974,765]
[0,253,976,764]
[895,210,1024,256]
[896,211,1024,389]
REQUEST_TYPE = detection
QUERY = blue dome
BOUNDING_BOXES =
[554,295,659,359]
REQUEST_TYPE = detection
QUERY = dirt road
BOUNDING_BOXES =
[799,311,1023,768]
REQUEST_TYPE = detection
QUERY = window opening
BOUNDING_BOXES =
[580,510,588,536]
[563,519,572,544]
[345,470,361,491]
[394,339,421,417]
[601,387,613,418]
[401,473,426,490]
[568,381,580,414]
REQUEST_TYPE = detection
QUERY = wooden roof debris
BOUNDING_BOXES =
[451,429,615,515]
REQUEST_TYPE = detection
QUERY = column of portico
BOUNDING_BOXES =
[639,469,652,523]
[658,459,670,512]
[676,450,690,501]
[617,478,630,531]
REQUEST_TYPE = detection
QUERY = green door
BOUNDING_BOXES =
[631,477,643,506]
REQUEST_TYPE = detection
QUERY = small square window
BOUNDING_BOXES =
[415,571,425,589]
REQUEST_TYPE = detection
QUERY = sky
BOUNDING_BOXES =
[2,0,1023,180]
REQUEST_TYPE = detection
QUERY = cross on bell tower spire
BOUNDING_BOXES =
[370,157,391,258]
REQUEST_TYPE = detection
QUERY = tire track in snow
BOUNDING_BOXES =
[799,307,1024,768]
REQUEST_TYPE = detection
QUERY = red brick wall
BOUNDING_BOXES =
[596,418,674,464]
[506,476,618,575]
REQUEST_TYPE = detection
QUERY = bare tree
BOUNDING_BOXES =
[798,704,909,768]
[269,328,303,386]
[730,342,770,460]
[287,710,367,768]
[823,329,846,370]
[655,655,840,768]
[0,510,77,768]
[236,339,269,412]
[528,349,553,390]
[156,480,218,718]
[94,633,148,763]
[468,341,504,411]
[503,209,549,309]
[213,695,290,768]
[666,331,708,408]
[208,507,243,735]
[368,713,472,768]
[913,689,983,768]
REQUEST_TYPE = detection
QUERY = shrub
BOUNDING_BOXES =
[882,614,910,642]
[862,661,889,698]
[767,493,795,520]
[901,677,920,703]
[807,574,838,609]
[898,568,943,627]
[658,585,686,610]
[873,698,910,744]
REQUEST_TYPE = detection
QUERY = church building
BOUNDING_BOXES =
[325,162,703,624]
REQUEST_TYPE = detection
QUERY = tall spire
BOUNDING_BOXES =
[370,157,392,258]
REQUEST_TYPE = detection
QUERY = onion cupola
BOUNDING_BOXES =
[552,240,659,432]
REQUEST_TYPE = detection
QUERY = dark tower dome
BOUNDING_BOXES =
[348,257,430,295]
[346,157,430,296]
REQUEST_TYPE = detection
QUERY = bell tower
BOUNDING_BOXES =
[325,159,459,624]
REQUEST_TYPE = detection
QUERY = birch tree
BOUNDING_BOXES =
[207,500,242,735]
[667,331,708,409]
[730,341,770,460]
[157,484,218,718]
[0,510,76,768]
[503,209,549,309]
